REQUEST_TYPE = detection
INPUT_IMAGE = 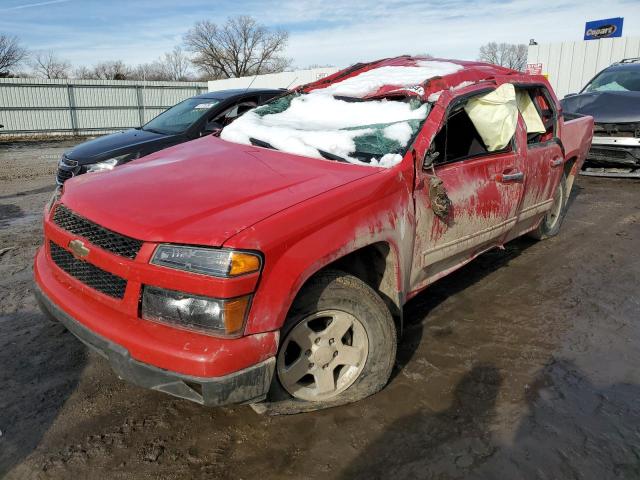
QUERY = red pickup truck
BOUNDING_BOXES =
[35,57,593,413]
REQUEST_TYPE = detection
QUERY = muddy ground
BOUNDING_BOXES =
[0,139,639,480]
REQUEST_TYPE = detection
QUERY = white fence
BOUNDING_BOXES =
[527,36,640,99]
[0,78,208,137]
[207,67,340,91]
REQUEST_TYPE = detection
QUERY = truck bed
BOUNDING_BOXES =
[561,114,594,171]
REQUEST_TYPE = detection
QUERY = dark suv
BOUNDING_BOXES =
[56,88,283,184]
[561,58,640,178]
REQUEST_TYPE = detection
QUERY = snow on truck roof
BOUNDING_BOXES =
[220,57,517,168]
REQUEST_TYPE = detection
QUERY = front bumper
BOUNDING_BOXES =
[582,136,640,177]
[35,283,275,406]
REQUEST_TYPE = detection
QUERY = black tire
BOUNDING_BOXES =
[261,269,396,414]
[529,172,568,240]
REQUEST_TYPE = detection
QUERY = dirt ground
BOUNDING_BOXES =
[1,139,639,480]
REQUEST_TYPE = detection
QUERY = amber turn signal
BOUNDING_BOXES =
[229,252,261,276]
[222,295,252,335]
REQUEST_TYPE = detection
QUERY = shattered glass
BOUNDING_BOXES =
[254,94,296,117]
[224,93,430,167]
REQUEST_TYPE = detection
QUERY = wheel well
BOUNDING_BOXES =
[319,242,402,330]
[564,156,578,195]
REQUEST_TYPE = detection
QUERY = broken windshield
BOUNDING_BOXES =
[219,59,466,167]
[220,91,430,167]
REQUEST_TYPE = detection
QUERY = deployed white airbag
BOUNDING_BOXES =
[464,83,518,152]
[516,91,546,134]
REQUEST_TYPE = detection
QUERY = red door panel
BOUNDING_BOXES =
[411,149,525,293]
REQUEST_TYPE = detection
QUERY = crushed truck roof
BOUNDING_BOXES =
[302,56,519,100]
[219,56,523,168]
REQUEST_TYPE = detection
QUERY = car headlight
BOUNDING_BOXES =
[86,153,138,173]
[151,245,261,277]
[141,286,251,336]
[46,186,62,213]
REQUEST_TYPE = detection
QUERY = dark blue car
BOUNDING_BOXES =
[56,88,283,184]
[561,58,640,177]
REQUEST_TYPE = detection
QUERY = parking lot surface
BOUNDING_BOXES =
[1,140,639,479]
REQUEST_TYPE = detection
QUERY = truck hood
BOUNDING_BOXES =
[561,91,640,123]
[65,128,178,164]
[60,136,379,246]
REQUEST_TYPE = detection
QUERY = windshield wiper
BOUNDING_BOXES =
[249,138,372,165]
[333,95,365,103]
[318,149,350,163]
[143,127,167,135]
[249,137,278,150]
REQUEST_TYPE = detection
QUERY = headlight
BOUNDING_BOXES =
[46,187,62,213]
[141,286,251,336]
[86,153,138,173]
[86,158,119,173]
[151,245,261,277]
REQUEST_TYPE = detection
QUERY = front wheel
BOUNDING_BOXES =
[267,270,396,413]
[529,172,568,240]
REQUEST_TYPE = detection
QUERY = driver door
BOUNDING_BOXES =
[410,88,527,291]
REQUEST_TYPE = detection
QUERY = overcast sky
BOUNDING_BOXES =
[1,0,640,69]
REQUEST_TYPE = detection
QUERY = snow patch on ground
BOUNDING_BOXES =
[317,61,463,98]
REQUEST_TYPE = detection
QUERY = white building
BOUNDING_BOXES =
[527,36,640,98]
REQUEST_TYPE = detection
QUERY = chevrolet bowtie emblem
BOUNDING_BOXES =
[69,239,90,258]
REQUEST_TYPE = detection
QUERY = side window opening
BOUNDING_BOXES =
[210,98,259,128]
[431,85,517,165]
[432,105,491,164]
[516,87,555,145]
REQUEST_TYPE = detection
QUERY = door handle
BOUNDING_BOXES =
[550,157,564,167]
[496,171,524,183]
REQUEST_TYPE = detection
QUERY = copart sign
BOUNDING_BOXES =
[584,17,623,40]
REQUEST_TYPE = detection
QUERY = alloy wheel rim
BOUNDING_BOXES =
[277,310,369,401]
[545,182,564,230]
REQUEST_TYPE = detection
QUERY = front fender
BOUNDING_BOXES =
[224,166,415,335]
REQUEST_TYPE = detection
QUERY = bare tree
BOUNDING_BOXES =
[161,46,192,81]
[184,15,291,79]
[30,50,71,79]
[0,34,28,76]
[92,60,131,80]
[478,42,528,71]
[73,65,94,79]
[131,61,167,81]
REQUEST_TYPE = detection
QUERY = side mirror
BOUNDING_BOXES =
[423,150,440,170]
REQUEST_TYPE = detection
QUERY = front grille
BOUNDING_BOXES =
[593,122,640,138]
[589,148,629,160]
[49,242,127,299]
[53,205,142,259]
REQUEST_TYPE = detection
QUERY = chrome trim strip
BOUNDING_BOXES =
[592,137,640,147]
